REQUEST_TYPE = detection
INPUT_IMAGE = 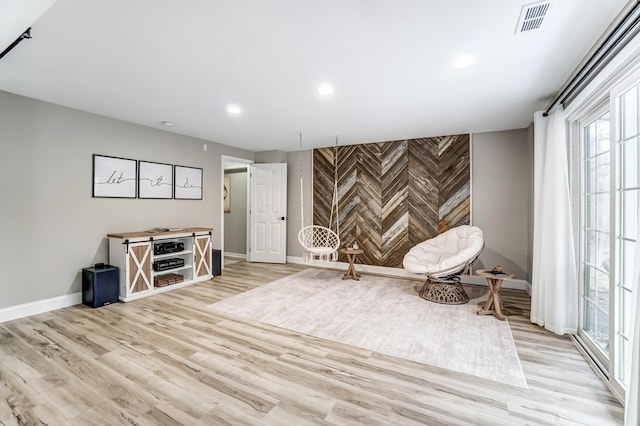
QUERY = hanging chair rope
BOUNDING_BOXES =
[299,132,304,229]
[328,136,340,236]
[297,133,341,261]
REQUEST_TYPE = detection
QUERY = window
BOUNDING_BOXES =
[574,71,640,400]
[580,110,611,366]
[614,83,640,384]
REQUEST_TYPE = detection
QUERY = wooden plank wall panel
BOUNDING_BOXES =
[355,143,383,265]
[336,145,359,250]
[381,140,409,266]
[312,148,334,229]
[313,135,470,267]
[437,135,471,232]
[408,138,440,247]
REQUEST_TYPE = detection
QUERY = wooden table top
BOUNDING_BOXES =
[476,269,515,280]
[339,248,363,254]
[107,227,212,239]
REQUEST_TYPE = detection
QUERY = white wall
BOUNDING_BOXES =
[0,91,253,309]
[223,170,247,255]
[526,122,534,283]
[286,150,313,258]
[255,150,287,163]
[472,129,533,280]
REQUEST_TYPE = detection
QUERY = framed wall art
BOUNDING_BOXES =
[92,154,137,198]
[224,175,231,212]
[138,160,173,199]
[174,165,203,200]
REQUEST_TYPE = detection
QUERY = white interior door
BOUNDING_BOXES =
[249,163,287,263]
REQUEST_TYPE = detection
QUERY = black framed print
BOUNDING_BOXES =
[138,160,173,199]
[174,165,203,200]
[92,154,137,198]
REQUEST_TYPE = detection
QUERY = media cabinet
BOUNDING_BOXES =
[108,227,213,302]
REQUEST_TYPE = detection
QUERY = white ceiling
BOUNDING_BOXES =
[0,0,57,53]
[0,0,630,152]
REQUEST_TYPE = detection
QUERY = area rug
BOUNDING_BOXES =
[208,268,528,388]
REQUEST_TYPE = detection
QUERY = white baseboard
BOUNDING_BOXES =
[287,256,532,294]
[0,292,82,324]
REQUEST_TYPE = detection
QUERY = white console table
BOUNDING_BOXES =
[108,227,213,302]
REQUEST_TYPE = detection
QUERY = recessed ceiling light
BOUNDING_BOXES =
[161,121,174,126]
[453,54,474,69]
[317,83,334,95]
[226,104,242,114]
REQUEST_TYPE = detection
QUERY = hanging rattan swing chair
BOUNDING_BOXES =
[298,225,340,262]
[297,134,341,262]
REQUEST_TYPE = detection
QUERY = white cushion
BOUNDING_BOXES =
[403,225,484,276]
[308,247,335,254]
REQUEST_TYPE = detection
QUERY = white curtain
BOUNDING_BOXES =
[531,108,578,335]
[625,213,640,424]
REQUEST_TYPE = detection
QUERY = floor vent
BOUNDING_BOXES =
[515,1,551,34]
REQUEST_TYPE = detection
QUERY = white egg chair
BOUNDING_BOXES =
[403,225,484,304]
[298,225,340,262]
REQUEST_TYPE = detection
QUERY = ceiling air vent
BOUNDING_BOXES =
[515,1,550,34]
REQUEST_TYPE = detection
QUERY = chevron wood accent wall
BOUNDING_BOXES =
[313,135,470,268]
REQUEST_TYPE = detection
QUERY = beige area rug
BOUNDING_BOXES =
[208,268,528,388]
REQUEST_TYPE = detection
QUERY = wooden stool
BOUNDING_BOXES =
[340,248,363,280]
[476,269,515,320]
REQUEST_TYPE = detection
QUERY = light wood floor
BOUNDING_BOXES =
[0,262,623,425]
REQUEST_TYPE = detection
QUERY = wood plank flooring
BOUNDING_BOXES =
[0,262,623,425]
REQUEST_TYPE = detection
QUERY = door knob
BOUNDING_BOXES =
[279,217,286,220]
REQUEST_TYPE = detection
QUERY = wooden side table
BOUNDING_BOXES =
[476,269,515,320]
[340,248,363,280]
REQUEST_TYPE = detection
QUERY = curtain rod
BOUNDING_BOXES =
[543,2,640,117]
[0,28,32,61]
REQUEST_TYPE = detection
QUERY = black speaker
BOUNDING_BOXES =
[82,264,120,308]
[212,249,221,276]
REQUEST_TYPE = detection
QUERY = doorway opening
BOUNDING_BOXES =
[221,156,253,269]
